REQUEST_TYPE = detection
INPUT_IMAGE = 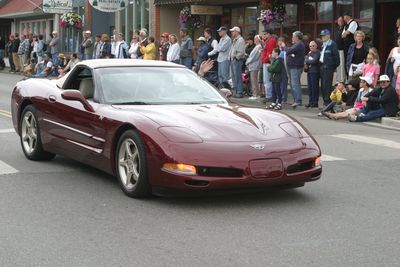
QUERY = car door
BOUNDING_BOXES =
[41,66,107,164]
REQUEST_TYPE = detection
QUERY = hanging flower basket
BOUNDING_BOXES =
[178,6,204,36]
[59,12,83,30]
[258,0,286,26]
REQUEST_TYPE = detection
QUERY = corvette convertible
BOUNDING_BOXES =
[11,59,321,198]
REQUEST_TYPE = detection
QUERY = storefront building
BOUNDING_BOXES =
[0,0,56,43]
[153,0,400,61]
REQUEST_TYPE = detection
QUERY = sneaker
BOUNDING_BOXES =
[317,112,323,117]
[348,114,357,122]
[248,96,258,100]
[274,103,282,110]
[291,103,300,108]
[305,103,311,108]
[266,103,277,109]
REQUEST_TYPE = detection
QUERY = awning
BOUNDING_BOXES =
[154,0,205,5]
[0,0,43,18]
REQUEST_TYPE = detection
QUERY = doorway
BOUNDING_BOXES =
[376,2,400,65]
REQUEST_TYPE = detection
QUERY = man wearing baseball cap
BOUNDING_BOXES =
[208,26,232,87]
[320,29,340,107]
[229,26,246,97]
[81,30,94,60]
[349,74,399,122]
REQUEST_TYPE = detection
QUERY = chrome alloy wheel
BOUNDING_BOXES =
[21,111,38,155]
[118,138,140,189]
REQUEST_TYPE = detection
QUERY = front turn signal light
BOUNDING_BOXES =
[314,156,321,167]
[162,163,197,175]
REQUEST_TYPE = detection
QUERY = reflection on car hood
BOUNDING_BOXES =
[113,104,292,142]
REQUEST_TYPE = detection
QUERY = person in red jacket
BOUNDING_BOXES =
[261,28,277,100]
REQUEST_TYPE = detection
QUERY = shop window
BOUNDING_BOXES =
[317,23,332,35]
[358,21,373,44]
[301,23,315,38]
[231,7,257,38]
[356,0,373,19]
[337,0,352,17]
[282,4,298,37]
[304,2,316,21]
[317,1,333,20]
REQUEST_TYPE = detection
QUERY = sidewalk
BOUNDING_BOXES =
[229,92,400,131]
[1,58,399,131]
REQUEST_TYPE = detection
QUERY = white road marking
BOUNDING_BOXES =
[321,154,346,162]
[331,134,400,150]
[0,128,15,134]
[0,109,11,118]
[0,160,18,175]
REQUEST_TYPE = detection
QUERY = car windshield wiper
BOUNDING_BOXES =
[113,101,151,105]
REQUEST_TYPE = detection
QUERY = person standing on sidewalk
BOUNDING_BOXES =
[342,12,359,72]
[305,40,321,108]
[81,30,94,60]
[277,36,289,103]
[11,34,21,72]
[6,35,15,72]
[0,36,5,70]
[49,31,59,65]
[229,26,246,98]
[261,28,277,100]
[267,48,283,110]
[179,28,193,69]
[284,31,305,107]
[334,16,346,82]
[18,34,30,69]
[245,35,263,99]
[320,29,340,107]
[208,27,232,88]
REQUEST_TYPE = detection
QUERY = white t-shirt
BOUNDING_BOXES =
[343,20,358,35]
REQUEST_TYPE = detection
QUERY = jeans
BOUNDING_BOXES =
[218,60,230,86]
[272,82,282,104]
[307,72,320,105]
[356,107,385,122]
[263,63,272,98]
[231,59,244,96]
[288,67,303,104]
[280,67,288,102]
[84,53,93,60]
[51,53,58,66]
[181,57,192,69]
[320,65,335,106]
[336,50,346,83]
[250,70,260,97]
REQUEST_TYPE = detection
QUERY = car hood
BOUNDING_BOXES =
[112,104,293,142]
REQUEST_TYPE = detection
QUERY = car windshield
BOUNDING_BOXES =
[95,67,227,105]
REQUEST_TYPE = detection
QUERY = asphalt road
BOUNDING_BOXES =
[0,71,400,266]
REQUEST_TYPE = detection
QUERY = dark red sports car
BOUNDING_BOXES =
[11,60,321,197]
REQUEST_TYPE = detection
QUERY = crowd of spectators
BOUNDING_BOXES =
[0,14,399,121]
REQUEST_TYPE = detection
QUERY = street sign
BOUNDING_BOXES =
[88,0,128,13]
[43,0,73,14]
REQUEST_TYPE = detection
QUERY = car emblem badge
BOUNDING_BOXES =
[250,144,265,151]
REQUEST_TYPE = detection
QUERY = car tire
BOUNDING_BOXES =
[115,129,151,198]
[20,105,56,161]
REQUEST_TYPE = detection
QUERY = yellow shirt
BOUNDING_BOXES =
[330,89,342,102]
[140,43,156,60]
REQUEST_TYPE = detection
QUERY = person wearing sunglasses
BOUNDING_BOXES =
[349,75,399,122]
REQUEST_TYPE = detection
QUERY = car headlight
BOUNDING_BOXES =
[279,122,310,138]
[158,126,203,143]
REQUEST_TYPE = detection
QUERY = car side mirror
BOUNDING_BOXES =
[61,90,95,112]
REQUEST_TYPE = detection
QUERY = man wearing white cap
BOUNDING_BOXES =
[229,26,246,97]
[349,74,399,122]
[81,30,94,60]
[208,26,232,87]
[49,31,59,65]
